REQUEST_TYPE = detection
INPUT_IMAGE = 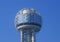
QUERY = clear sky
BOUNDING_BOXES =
[0,0,60,42]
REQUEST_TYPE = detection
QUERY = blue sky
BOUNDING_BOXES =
[0,0,60,42]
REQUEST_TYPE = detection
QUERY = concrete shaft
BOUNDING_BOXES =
[20,31,34,42]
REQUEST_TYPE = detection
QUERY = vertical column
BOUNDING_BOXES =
[32,33,34,42]
[20,30,35,42]
[20,31,24,42]
[26,31,32,42]
[26,31,35,42]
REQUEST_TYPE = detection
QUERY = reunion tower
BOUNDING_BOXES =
[15,8,42,42]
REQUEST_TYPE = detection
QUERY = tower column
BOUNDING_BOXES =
[20,31,24,42]
[32,33,34,42]
[26,31,32,42]
[20,30,35,42]
[26,30,35,42]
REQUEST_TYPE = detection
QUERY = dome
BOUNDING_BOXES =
[19,8,36,14]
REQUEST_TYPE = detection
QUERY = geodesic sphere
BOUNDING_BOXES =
[15,8,42,32]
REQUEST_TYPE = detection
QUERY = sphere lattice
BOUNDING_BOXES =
[15,8,42,32]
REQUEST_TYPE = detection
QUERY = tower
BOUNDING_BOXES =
[15,8,42,42]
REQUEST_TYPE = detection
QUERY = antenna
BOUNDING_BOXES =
[15,8,42,42]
